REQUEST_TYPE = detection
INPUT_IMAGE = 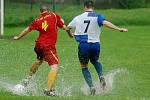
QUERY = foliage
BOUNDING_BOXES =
[119,0,146,9]
[4,3,150,27]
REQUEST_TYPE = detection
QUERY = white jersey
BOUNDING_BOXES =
[68,11,105,43]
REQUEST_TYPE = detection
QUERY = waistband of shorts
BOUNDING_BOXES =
[79,42,100,44]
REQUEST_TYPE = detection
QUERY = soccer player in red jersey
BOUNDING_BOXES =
[14,5,72,96]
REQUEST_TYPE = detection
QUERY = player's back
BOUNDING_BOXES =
[72,12,104,43]
[37,12,58,44]
[30,12,58,45]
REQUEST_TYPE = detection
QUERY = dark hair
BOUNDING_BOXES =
[40,4,48,13]
[84,1,94,8]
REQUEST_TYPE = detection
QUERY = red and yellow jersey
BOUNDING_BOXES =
[29,11,64,45]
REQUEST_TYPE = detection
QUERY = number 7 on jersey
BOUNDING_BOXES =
[84,20,90,33]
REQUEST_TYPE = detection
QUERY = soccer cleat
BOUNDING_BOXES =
[100,76,106,90]
[90,87,96,96]
[44,89,57,97]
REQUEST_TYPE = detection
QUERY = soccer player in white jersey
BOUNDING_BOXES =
[67,1,128,95]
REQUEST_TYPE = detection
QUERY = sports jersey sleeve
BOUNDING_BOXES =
[55,14,64,28]
[29,19,38,30]
[68,17,77,28]
[97,15,105,27]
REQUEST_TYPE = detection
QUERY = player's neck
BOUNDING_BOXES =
[84,8,94,12]
[40,11,49,15]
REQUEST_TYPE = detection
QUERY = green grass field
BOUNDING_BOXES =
[1,3,150,99]
[0,25,150,100]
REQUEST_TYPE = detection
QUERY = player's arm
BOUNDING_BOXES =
[103,20,128,32]
[62,25,74,38]
[65,17,78,38]
[13,27,31,40]
[55,14,73,38]
[59,21,73,38]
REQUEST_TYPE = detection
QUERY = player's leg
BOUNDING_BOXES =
[28,46,44,76]
[47,64,58,91]
[90,60,103,80]
[81,65,96,95]
[90,60,106,89]
[78,43,95,95]
[22,46,44,86]
[44,45,58,96]
[44,64,58,96]
[28,59,43,76]
[89,43,106,89]
[22,59,43,87]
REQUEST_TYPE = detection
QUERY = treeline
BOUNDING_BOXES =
[4,0,150,26]
[95,0,150,9]
[5,0,150,9]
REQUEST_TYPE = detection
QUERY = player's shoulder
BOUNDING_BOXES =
[34,18,39,21]
[50,12,60,17]
[31,17,40,23]
[51,12,58,15]
[34,15,45,22]
[71,15,79,22]
[74,12,85,20]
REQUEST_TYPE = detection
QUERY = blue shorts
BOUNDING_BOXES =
[78,42,100,65]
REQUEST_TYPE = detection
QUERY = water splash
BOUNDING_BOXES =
[0,68,127,96]
[0,80,14,93]
[81,68,127,95]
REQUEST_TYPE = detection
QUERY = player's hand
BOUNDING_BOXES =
[69,33,74,38]
[119,28,128,32]
[70,33,74,37]
[13,36,20,40]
